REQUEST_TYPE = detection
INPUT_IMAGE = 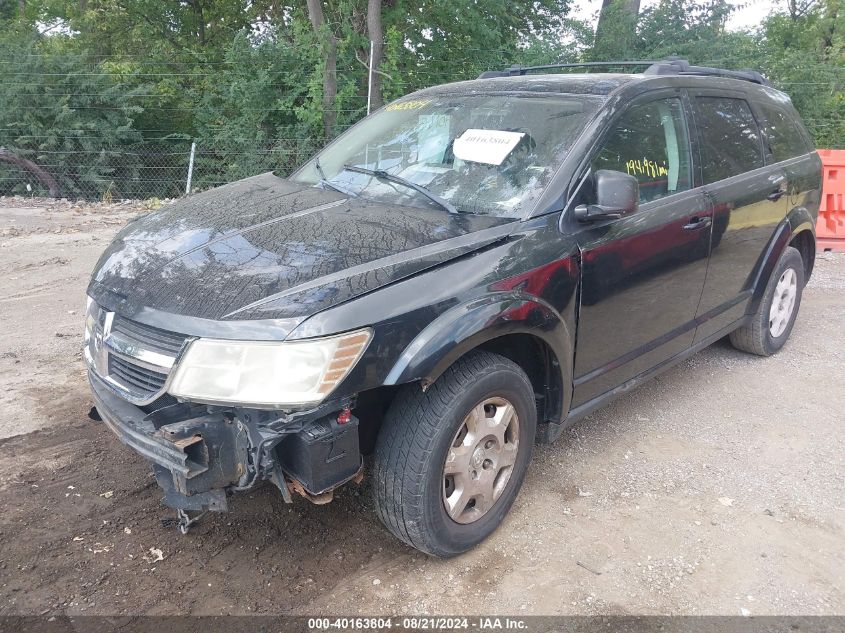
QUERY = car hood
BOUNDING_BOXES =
[88,172,515,331]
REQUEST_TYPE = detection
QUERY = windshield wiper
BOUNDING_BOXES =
[341,164,459,214]
[314,158,357,197]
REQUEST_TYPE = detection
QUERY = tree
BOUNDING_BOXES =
[305,0,338,139]
[756,0,844,147]
[593,0,640,59]
[366,0,384,110]
[1,0,843,201]
[0,25,146,197]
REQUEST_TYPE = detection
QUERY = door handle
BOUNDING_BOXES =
[682,216,712,230]
[767,188,786,202]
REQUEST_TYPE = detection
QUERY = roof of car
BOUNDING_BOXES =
[410,72,792,111]
[411,59,778,102]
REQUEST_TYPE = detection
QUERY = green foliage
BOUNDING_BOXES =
[0,0,842,200]
[190,31,318,187]
[635,0,735,59]
[0,24,146,197]
[754,5,845,148]
[591,0,640,61]
[589,0,844,147]
[387,0,571,82]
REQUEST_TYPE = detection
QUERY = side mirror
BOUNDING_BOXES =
[574,169,639,222]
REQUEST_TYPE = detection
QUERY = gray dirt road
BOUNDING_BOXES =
[0,198,843,616]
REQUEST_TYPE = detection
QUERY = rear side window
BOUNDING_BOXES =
[694,97,764,183]
[592,98,692,203]
[758,104,810,162]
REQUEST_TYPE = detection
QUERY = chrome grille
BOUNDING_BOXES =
[108,355,168,393]
[111,315,187,356]
[85,302,189,405]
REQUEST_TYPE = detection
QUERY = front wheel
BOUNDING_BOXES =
[372,350,536,557]
[729,245,805,356]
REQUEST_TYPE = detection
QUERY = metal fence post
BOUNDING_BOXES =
[185,141,196,195]
[366,40,374,115]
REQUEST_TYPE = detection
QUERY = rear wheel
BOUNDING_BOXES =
[730,246,804,356]
[372,350,536,557]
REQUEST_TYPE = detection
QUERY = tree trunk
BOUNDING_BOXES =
[190,0,206,46]
[593,0,615,50]
[820,0,839,60]
[593,0,640,59]
[366,0,384,111]
[306,0,338,139]
[0,148,61,198]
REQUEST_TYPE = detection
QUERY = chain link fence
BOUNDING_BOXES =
[0,136,328,201]
[4,115,842,203]
[1,57,843,202]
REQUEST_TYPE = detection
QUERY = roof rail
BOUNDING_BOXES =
[478,60,657,79]
[478,57,771,87]
[644,57,771,86]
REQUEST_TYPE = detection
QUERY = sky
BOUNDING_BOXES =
[721,0,783,30]
[573,0,783,32]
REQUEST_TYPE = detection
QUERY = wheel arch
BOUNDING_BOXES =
[785,203,816,285]
[748,208,816,314]
[788,227,816,285]
[383,293,572,429]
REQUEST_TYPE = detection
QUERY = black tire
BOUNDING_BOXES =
[729,246,804,356]
[372,350,536,557]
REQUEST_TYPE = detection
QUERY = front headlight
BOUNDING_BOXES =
[168,329,371,408]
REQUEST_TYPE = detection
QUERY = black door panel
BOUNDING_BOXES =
[574,190,712,405]
[695,168,788,341]
[689,93,786,341]
[572,94,710,407]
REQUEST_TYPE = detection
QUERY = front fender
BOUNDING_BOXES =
[384,292,572,397]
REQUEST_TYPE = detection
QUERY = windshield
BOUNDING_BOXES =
[291,93,602,218]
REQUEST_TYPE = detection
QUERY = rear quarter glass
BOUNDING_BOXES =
[758,103,814,162]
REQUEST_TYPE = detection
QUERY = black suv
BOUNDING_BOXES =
[85,59,821,556]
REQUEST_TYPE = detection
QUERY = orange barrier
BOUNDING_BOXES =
[817,149,845,252]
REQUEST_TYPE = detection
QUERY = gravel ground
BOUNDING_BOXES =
[0,197,842,616]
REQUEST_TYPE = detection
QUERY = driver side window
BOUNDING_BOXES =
[592,98,692,203]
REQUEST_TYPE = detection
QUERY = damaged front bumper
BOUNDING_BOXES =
[88,370,362,514]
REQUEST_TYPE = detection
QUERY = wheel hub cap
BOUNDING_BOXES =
[769,267,797,338]
[442,397,520,524]
[470,447,485,469]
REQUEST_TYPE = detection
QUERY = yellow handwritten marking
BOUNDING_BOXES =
[625,157,669,179]
[385,99,431,112]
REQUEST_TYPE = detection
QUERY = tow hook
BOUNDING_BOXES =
[166,508,206,534]
[178,508,207,534]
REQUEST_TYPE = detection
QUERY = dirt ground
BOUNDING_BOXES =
[0,196,842,617]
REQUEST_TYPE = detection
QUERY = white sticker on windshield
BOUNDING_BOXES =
[453,129,526,166]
